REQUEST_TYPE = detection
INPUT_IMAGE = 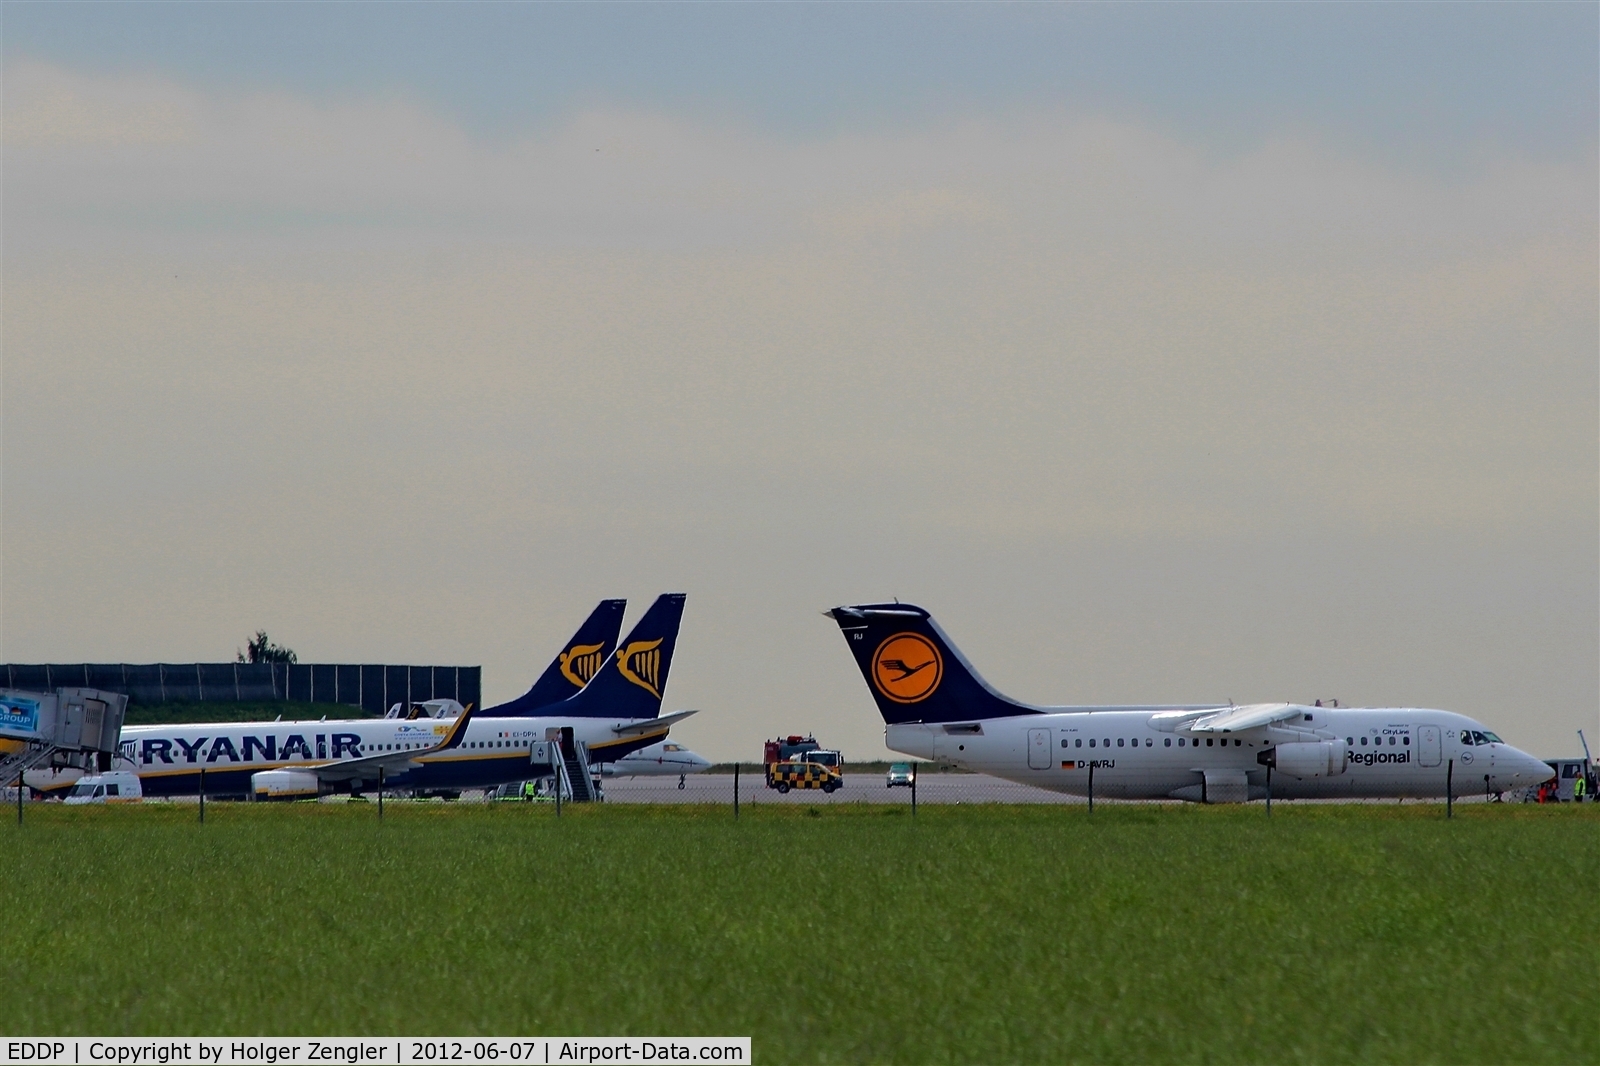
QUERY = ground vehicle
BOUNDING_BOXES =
[767,759,843,794]
[1523,758,1593,802]
[763,734,845,793]
[62,771,142,804]
[886,763,914,788]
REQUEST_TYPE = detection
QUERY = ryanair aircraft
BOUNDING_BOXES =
[828,602,1553,802]
[117,594,693,799]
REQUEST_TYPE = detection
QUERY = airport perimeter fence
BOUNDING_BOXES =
[593,770,1509,808]
[2,662,480,716]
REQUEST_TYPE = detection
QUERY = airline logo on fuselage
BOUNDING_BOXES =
[559,642,606,688]
[872,632,943,704]
[617,639,664,698]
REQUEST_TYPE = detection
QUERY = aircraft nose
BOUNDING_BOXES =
[1522,752,1556,784]
[1502,749,1554,787]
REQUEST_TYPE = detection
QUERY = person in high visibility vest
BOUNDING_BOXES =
[523,780,538,802]
[1573,773,1587,803]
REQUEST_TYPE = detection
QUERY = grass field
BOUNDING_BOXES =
[6,802,1597,1063]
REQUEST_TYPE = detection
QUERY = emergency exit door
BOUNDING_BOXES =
[1418,726,1441,767]
[1027,729,1051,770]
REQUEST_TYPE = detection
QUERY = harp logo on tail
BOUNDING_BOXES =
[872,633,943,704]
[559,643,606,688]
[617,639,664,698]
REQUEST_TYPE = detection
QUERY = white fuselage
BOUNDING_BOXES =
[102,713,671,797]
[888,705,1551,800]
[596,741,711,777]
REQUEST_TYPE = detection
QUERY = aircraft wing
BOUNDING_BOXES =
[300,704,476,783]
[1186,703,1303,734]
[612,709,697,736]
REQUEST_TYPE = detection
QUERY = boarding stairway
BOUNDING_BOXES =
[557,732,600,803]
[2,687,130,797]
[0,742,63,791]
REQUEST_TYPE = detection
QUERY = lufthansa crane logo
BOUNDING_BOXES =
[617,638,664,698]
[558,643,606,688]
[872,632,943,704]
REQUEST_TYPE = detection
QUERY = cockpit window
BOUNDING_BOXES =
[1459,733,1474,746]
[1480,731,1502,744]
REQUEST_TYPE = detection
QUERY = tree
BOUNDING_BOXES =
[237,630,297,664]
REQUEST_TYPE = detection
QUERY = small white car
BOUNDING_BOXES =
[886,763,915,788]
[63,771,143,804]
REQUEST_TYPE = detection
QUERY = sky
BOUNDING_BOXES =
[3,3,1595,762]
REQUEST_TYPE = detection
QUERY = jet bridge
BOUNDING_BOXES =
[0,687,130,794]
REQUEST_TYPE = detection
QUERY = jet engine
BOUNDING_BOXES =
[1259,740,1347,778]
[251,769,324,801]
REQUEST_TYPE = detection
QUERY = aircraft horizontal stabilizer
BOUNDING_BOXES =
[612,710,697,736]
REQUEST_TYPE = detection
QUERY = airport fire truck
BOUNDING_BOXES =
[763,734,844,794]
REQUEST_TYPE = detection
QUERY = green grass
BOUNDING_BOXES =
[5,803,1597,1063]
[123,700,374,725]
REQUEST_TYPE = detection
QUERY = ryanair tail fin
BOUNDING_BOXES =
[490,599,627,716]
[827,603,1040,725]
[544,593,687,720]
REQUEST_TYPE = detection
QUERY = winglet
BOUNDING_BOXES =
[434,702,476,751]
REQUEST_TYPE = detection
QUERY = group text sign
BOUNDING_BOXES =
[3,1039,749,1066]
[0,695,41,740]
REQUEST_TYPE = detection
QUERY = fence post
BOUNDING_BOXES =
[1087,762,1094,813]
[378,767,384,821]
[1265,766,1271,816]
[1446,758,1453,819]
[198,767,205,824]
[733,763,739,820]
[911,763,917,818]
[15,771,23,826]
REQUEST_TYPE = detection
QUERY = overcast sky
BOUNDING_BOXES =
[3,3,1595,761]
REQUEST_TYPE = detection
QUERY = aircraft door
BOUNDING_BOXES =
[1417,726,1441,768]
[1027,728,1051,770]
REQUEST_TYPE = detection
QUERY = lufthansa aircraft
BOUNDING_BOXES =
[117,594,693,799]
[828,602,1553,802]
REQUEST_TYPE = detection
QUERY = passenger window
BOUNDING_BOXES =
[1075,739,1082,748]
[1088,739,1095,748]
[106,784,119,796]
[1061,739,1068,749]
[1164,738,1171,747]
[93,786,105,797]
[1104,739,1110,747]
[1178,738,1185,747]
[1117,739,1124,748]
[1360,737,1368,746]
[1347,737,1354,746]
[1403,736,1410,745]
[1388,737,1396,746]
[1206,739,1214,747]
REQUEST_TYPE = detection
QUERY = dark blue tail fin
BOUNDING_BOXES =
[542,593,686,720]
[489,599,627,716]
[827,603,1040,725]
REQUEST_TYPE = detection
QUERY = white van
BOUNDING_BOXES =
[62,771,142,805]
